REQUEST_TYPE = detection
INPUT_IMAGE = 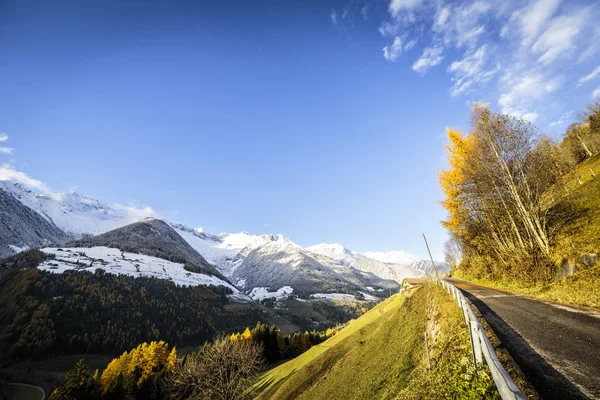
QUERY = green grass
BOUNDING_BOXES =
[254,285,498,400]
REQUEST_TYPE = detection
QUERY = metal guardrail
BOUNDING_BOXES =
[438,280,526,400]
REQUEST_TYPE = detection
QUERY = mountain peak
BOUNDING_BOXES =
[361,250,419,265]
[306,242,356,266]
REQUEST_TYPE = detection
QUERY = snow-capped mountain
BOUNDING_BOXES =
[0,185,72,258]
[169,222,299,277]
[307,243,449,283]
[0,180,152,238]
[1,174,445,301]
[362,250,418,266]
[306,243,357,266]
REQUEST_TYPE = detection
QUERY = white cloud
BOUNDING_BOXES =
[374,0,598,123]
[383,36,416,62]
[379,21,400,37]
[330,10,338,25]
[389,0,424,17]
[456,25,485,48]
[518,0,561,46]
[0,133,13,154]
[113,203,158,221]
[497,72,563,122]
[578,66,600,86]
[412,45,444,74]
[549,111,574,127]
[532,11,586,65]
[434,7,450,29]
[448,45,499,96]
[594,87,600,98]
[404,39,416,51]
[0,164,51,192]
[383,37,404,62]
[0,163,159,219]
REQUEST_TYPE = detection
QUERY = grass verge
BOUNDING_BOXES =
[254,284,498,400]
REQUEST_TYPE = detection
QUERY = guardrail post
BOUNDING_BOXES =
[461,297,469,325]
[469,321,483,366]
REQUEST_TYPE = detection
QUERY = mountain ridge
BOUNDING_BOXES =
[0,176,447,294]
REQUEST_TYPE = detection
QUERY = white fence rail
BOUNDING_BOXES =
[438,280,526,400]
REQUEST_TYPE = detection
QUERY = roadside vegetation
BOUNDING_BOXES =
[441,101,600,309]
[254,285,497,400]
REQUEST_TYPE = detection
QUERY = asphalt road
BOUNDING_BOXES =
[446,279,600,400]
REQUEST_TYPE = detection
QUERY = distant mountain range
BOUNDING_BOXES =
[0,178,448,302]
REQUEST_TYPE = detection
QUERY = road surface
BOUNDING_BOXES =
[447,279,600,399]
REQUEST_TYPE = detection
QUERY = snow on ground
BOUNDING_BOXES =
[248,286,293,301]
[38,246,239,291]
[171,226,242,276]
[366,286,375,291]
[9,244,30,253]
[311,293,357,301]
[306,243,357,266]
[0,181,152,237]
[359,291,378,301]
[235,278,247,288]
[171,224,301,277]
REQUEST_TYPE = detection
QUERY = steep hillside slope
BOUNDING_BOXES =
[0,187,72,258]
[455,154,600,308]
[68,218,223,278]
[39,246,238,291]
[255,285,497,400]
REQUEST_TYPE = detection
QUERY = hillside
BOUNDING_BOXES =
[455,154,600,308]
[0,185,72,258]
[0,180,148,238]
[68,218,223,279]
[254,284,497,400]
[233,241,399,297]
[307,243,449,283]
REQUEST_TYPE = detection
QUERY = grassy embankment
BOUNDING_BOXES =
[454,155,600,309]
[253,284,499,400]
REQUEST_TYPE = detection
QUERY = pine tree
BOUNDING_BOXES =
[49,359,94,400]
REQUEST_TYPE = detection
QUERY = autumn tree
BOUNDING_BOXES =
[100,341,176,398]
[440,105,567,280]
[168,336,263,400]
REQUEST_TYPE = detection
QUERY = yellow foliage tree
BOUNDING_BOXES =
[242,327,252,340]
[100,341,176,395]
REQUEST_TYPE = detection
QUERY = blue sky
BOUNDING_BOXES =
[1,0,599,260]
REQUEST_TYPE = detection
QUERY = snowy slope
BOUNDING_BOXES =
[39,246,240,291]
[231,239,399,296]
[305,243,447,283]
[306,243,357,266]
[170,222,301,277]
[0,185,72,258]
[0,180,152,237]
